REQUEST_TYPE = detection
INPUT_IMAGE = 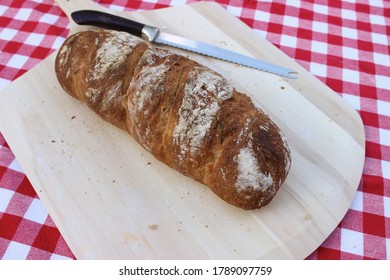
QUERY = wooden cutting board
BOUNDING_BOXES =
[0,0,365,259]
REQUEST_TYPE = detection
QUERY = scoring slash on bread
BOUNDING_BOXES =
[55,30,291,210]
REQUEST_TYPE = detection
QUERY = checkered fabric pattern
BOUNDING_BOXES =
[1,0,389,260]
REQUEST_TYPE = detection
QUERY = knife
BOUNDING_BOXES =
[71,10,297,79]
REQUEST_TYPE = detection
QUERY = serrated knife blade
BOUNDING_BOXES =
[71,10,298,79]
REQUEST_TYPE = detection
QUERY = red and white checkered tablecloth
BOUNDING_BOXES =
[0,0,389,260]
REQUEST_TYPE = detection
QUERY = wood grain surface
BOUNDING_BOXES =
[0,0,365,259]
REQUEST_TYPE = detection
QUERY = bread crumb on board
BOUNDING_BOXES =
[148,224,158,230]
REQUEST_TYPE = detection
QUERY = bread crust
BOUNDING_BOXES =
[55,30,291,209]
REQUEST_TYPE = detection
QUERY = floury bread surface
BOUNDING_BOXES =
[55,29,291,209]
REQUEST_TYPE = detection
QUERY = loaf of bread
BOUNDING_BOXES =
[55,29,291,210]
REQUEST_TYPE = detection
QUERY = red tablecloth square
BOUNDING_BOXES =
[0,213,23,240]
[31,224,61,253]
[363,212,386,237]
[363,174,385,195]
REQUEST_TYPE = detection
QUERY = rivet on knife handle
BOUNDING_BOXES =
[71,10,298,79]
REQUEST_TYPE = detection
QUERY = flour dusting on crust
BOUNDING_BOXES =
[86,88,100,102]
[126,48,173,146]
[280,133,292,174]
[237,118,251,144]
[173,67,233,162]
[128,48,171,115]
[236,139,273,192]
[101,80,123,111]
[90,31,143,81]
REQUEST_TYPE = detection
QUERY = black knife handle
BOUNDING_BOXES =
[71,10,145,38]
